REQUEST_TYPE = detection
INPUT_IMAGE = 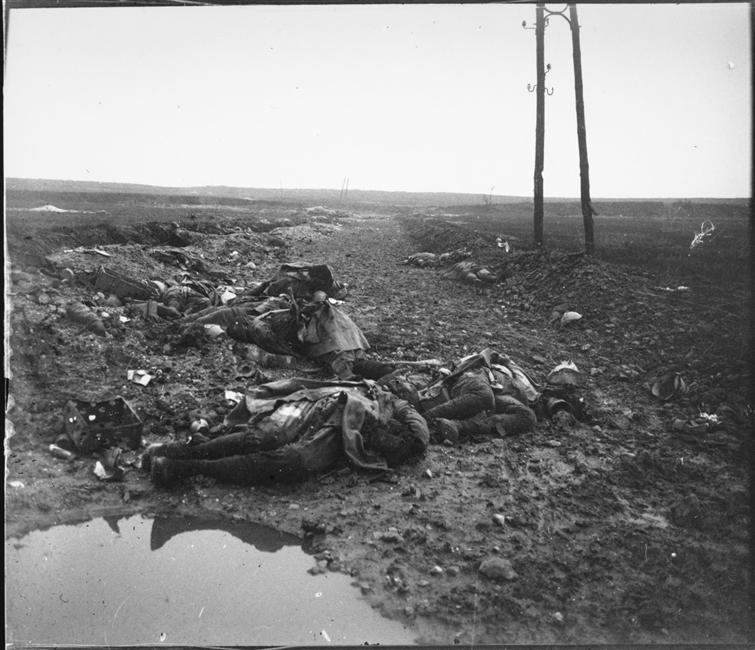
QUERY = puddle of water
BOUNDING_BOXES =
[5,514,416,646]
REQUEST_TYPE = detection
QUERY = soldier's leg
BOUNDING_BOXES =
[142,419,303,469]
[150,426,341,486]
[491,395,537,435]
[424,376,495,421]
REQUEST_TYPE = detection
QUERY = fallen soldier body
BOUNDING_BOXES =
[178,263,372,377]
[142,378,428,486]
[419,348,539,443]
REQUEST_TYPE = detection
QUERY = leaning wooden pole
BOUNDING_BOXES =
[569,3,595,255]
[533,3,546,248]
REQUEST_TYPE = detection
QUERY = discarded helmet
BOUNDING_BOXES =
[546,361,582,387]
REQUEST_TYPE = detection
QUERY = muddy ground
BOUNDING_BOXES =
[5,200,752,645]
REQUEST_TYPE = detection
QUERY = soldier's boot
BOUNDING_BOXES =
[435,414,496,444]
[141,443,166,473]
[150,457,205,487]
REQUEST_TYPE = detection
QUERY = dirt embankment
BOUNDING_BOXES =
[5,207,751,645]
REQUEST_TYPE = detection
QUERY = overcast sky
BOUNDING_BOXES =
[3,3,751,198]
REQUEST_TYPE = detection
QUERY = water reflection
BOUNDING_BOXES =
[5,514,416,646]
[148,514,300,552]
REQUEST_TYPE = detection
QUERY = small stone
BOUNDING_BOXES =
[492,514,506,527]
[429,565,444,575]
[553,612,564,623]
[288,503,300,510]
[423,469,433,479]
[446,566,460,577]
[479,557,518,581]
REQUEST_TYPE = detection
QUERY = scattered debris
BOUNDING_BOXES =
[203,324,225,338]
[650,372,687,401]
[93,447,125,481]
[127,369,153,386]
[403,252,438,267]
[63,246,112,257]
[495,236,511,253]
[93,266,156,300]
[63,396,143,453]
[48,444,76,461]
[657,285,691,293]
[689,220,716,253]
[224,390,244,406]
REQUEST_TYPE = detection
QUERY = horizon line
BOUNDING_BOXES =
[5,176,751,202]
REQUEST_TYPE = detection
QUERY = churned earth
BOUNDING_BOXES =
[5,205,751,645]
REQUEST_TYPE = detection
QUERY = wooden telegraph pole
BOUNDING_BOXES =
[568,4,595,255]
[533,3,546,248]
[526,3,596,255]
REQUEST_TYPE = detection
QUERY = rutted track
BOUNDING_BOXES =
[5,207,751,645]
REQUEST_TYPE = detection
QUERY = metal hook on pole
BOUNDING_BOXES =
[527,83,554,95]
[528,64,553,94]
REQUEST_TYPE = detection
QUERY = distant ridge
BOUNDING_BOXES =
[5,177,750,207]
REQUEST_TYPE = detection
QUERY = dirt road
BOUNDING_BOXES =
[6,208,751,644]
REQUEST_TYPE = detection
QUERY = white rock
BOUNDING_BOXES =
[560,311,583,326]
[479,557,518,581]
